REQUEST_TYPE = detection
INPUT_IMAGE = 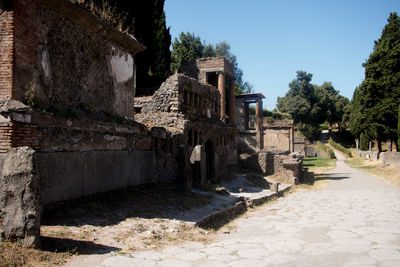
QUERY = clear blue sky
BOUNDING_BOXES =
[164,0,400,110]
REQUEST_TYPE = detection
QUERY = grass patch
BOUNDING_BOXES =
[303,157,336,168]
[328,138,352,157]
[300,157,337,189]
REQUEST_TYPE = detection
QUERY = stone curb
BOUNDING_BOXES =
[195,201,247,228]
[195,185,292,228]
[247,184,292,207]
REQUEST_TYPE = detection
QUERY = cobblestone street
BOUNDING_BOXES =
[86,152,400,266]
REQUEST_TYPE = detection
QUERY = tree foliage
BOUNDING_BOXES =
[349,12,400,152]
[171,33,253,94]
[277,71,350,141]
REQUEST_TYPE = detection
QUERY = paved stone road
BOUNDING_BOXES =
[96,152,400,266]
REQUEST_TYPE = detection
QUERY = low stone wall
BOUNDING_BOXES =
[357,150,380,161]
[379,151,400,164]
[240,152,303,180]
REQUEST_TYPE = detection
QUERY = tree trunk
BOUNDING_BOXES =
[377,141,382,154]
[355,138,359,152]
[369,141,372,151]
[387,140,392,152]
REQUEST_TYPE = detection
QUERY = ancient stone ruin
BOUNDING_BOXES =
[0,0,303,247]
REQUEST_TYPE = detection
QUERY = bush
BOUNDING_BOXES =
[328,138,352,157]
[316,141,336,159]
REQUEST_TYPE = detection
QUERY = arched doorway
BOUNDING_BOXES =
[205,140,215,183]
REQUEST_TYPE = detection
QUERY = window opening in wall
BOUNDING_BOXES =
[206,72,218,88]
[248,103,256,130]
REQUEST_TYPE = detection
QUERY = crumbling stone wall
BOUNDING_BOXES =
[379,152,400,164]
[136,74,221,122]
[0,1,164,205]
[135,74,238,188]
[0,147,41,247]
[8,0,143,120]
[240,151,303,181]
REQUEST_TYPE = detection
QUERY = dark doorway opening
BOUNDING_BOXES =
[205,140,215,183]
[206,72,218,88]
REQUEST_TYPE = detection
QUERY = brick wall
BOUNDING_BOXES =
[0,9,14,99]
[0,122,39,153]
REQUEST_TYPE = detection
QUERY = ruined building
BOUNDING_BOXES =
[0,0,240,245]
[0,0,302,247]
[135,57,238,189]
[235,93,265,154]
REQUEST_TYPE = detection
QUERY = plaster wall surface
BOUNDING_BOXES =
[38,150,158,204]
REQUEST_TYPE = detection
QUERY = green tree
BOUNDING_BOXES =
[277,71,324,141]
[358,12,400,152]
[360,132,370,151]
[171,32,204,72]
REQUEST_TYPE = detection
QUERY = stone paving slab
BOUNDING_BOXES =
[93,149,400,267]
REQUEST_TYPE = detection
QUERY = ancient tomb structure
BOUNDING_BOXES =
[135,72,238,189]
[180,57,236,125]
[234,93,265,154]
[0,0,175,246]
[263,120,295,153]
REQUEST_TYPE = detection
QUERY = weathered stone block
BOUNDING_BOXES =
[0,147,41,248]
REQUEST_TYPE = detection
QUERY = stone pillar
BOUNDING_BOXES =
[229,79,235,125]
[255,100,263,131]
[218,73,225,119]
[0,147,41,248]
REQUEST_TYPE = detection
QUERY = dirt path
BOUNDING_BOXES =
[81,149,400,266]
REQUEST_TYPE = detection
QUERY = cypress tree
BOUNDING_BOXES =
[398,104,400,150]
[360,12,400,152]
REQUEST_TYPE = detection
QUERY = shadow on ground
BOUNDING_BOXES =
[41,183,219,228]
[41,236,119,255]
[315,173,350,181]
